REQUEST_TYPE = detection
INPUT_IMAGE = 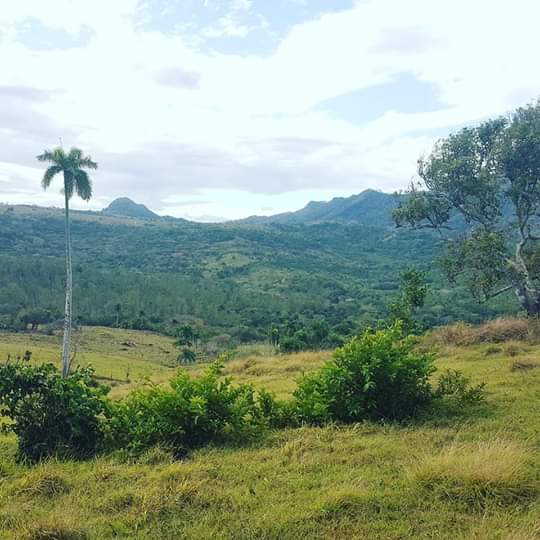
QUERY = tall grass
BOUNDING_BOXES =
[426,317,540,346]
[409,440,538,508]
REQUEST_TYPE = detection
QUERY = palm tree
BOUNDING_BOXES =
[37,147,98,377]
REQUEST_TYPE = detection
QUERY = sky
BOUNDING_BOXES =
[1,0,540,221]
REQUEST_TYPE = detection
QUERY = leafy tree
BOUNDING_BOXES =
[389,268,428,333]
[269,323,280,347]
[37,147,98,377]
[114,303,122,328]
[178,347,196,364]
[394,101,540,316]
[175,323,198,348]
[19,308,55,332]
[174,324,201,363]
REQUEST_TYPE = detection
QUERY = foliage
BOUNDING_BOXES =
[388,267,429,333]
[0,330,534,539]
[434,369,487,405]
[394,101,540,316]
[37,147,97,202]
[272,317,345,352]
[105,360,278,455]
[0,363,110,461]
[0,202,515,342]
[174,324,201,363]
[293,323,436,423]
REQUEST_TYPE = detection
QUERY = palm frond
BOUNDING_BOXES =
[37,147,66,164]
[74,170,93,201]
[36,150,55,163]
[37,146,96,201]
[67,147,97,169]
[41,165,62,190]
[68,147,83,161]
[79,156,98,170]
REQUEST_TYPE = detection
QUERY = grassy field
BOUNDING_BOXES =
[0,325,539,539]
[0,327,177,397]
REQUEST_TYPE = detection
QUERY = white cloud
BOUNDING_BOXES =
[1,0,540,219]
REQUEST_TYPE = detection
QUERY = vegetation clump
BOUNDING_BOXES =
[105,360,279,456]
[0,324,487,461]
[292,322,436,423]
[395,101,540,317]
[410,441,538,509]
[0,363,110,461]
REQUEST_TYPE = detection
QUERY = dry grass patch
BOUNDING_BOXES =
[511,361,540,372]
[410,440,538,508]
[18,467,71,498]
[23,521,88,540]
[428,318,532,346]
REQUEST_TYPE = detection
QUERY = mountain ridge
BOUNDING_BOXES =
[236,189,398,226]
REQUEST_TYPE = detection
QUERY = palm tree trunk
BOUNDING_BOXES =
[62,189,73,378]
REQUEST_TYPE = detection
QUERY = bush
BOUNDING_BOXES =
[434,369,486,405]
[106,361,280,455]
[0,363,110,461]
[293,322,436,423]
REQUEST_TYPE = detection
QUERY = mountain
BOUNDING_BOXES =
[238,190,398,226]
[103,197,159,220]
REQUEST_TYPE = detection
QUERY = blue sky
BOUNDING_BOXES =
[1,0,540,221]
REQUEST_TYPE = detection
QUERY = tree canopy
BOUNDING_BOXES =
[37,147,97,201]
[394,101,540,316]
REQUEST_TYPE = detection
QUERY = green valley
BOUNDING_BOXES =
[0,198,517,345]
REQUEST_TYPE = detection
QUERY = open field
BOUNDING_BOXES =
[0,324,539,539]
[0,327,177,397]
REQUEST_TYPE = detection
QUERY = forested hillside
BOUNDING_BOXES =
[239,189,398,226]
[0,203,517,343]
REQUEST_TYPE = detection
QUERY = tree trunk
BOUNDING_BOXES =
[514,284,540,318]
[62,189,73,378]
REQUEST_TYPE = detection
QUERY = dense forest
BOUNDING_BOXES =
[0,202,517,344]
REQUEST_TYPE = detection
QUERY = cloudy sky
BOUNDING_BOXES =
[1,0,540,221]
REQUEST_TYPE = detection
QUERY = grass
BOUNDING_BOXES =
[426,317,540,346]
[0,325,539,538]
[0,327,177,397]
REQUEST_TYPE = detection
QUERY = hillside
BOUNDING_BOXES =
[0,326,177,398]
[239,190,398,226]
[0,321,538,539]
[0,203,517,342]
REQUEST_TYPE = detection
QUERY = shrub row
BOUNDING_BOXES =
[0,323,486,461]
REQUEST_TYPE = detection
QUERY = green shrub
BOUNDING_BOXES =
[0,363,110,461]
[106,361,277,455]
[293,322,436,423]
[434,369,487,406]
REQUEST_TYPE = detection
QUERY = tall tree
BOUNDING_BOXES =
[393,101,540,316]
[37,147,97,377]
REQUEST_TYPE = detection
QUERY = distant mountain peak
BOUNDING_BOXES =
[103,198,158,220]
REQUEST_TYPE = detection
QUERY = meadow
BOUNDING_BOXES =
[0,322,539,539]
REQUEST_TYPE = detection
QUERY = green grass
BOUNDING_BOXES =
[0,331,539,538]
[0,327,177,397]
